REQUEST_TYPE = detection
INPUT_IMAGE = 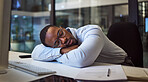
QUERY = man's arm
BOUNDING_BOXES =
[60,45,79,54]
[31,44,62,61]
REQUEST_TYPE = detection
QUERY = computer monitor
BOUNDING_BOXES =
[0,0,11,74]
[145,17,148,32]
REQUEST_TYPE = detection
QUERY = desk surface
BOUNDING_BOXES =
[0,51,148,82]
[0,51,82,82]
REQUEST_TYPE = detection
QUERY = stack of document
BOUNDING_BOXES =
[75,65,127,81]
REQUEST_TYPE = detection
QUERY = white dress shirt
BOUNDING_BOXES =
[32,25,127,67]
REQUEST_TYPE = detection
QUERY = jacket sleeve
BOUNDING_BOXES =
[56,25,105,67]
[31,44,62,61]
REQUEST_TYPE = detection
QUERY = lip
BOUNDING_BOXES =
[67,39,73,46]
[69,39,73,45]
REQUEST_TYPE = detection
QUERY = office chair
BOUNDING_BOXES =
[107,22,143,67]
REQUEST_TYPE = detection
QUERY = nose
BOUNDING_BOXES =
[59,37,67,44]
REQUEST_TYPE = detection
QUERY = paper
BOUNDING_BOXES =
[123,66,148,81]
[75,65,127,81]
[144,69,148,76]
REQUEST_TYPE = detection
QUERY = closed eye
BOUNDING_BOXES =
[53,40,60,48]
[59,30,63,36]
[59,30,65,38]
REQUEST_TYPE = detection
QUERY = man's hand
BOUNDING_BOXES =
[60,45,79,54]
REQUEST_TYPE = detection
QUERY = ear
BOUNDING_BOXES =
[66,28,72,34]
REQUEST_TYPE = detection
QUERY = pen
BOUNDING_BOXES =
[107,68,111,77]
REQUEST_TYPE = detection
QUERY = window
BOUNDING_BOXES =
[55,0,128,34]
[11,0,51,53]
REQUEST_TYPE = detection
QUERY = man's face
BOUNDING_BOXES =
[45,26,77,48]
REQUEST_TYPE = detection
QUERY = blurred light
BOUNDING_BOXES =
[142,2,145,17]
[23,16,26,19]
[146,18,148,32]
[120,14,123,17]
[16,0,21,8]
[48,4,51,11]
[14,15,18,18]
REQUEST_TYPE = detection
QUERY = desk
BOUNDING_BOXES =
[0,51,148,82]
[0,51,82,82]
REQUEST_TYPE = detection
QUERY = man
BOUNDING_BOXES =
[32,25,127,67]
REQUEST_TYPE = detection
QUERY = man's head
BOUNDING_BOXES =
[40,25,77,48]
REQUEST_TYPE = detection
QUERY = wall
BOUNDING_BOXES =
[0,0,11,68]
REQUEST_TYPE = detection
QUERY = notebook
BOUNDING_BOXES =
[75,65,127,81]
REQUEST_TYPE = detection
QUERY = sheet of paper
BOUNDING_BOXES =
[75,65,127,81]
[123,66,148,81]
[144,69,148,76]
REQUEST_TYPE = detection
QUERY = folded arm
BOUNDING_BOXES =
[56,27,105,67]
[31,44,62,61]
[32,44,79,61]
[60,45,79,54]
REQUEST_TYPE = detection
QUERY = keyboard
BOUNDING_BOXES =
[9,61,56,76]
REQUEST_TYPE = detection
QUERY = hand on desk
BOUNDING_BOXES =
[60,45,79,54]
